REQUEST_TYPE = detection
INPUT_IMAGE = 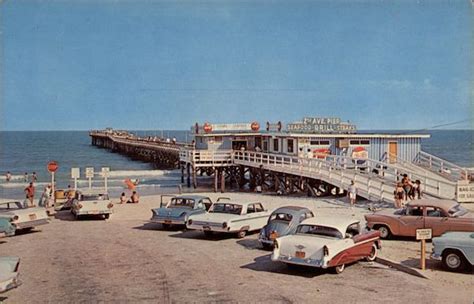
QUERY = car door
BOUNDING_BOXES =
[397,206,424,237]
[423,206,450,237]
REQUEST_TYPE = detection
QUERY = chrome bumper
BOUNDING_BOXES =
[14,219,49,230]
[430,253,442,261]
[275,255,328,268]
[76,210,112,215]
[150,217,185,225]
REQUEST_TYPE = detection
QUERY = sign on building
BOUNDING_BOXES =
[456,181,474,203]
[287,117,357,133]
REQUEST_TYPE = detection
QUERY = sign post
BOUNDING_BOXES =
[416,228,432,270]
[101,167,110,193]
[71,168,80,190]
[47,161,59,207]
[85,167,94,190]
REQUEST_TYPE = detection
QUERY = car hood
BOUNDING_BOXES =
[433,231,474,244]
[189,212,239,223]
[264,221,292,237]
[152,207,191,218]
[277,234,341,259]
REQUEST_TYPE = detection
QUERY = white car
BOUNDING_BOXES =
[70,191,113,220]
[0,257,20,293]
[272,217,381,273]
[0,199,50,233]
[187,201,270,238]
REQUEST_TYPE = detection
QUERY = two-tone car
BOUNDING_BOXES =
[365,199,474,239]
[0,217,16,238]
[70,190,114,220]
[150,195,213,228]
[0,257,20,293]
[272,217,381,274]
[431,232,474,272]
[259,206,314,250]
[0,199,49,233]
[187,201,270,238]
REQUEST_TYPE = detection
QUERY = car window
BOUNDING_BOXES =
[209,203,243,215]
[254,203,264,212]
[406,206,423,216]
[448,204,468,217]
[200,198,212,211]
[345,223,360,237]
[306,212,315,219]
[247,204,255,214]
[270,213,293,222]
[169,198,195,208]
[426,207,444,217]
[0,201,24,210]
[296,225,343,239]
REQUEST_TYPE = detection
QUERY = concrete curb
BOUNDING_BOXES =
[375,257,429,279]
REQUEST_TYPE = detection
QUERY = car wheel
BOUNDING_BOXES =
[377,225,391,239]
[162,223,170,230]
[366,244,378,262]
[203,230,213,237]
[442,250,466,272]
[334,264,345,274]
[236,230,247,239]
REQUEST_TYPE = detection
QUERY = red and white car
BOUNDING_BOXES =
[271,217,381,273]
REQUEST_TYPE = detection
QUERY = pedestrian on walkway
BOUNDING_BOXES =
[348,180,357,215]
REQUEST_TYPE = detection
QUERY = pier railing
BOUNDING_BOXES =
[414,151,469,181]
[179,149,234,167]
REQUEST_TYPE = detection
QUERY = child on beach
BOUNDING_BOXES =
[347,180,357,215]
[120,192,127,204]
[127,191,140,204]
[24,182,35,207]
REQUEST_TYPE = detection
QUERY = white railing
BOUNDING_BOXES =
[179,149,233,166]
[414,151,469,181]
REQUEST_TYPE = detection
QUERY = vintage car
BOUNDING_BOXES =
[431,232,474,272]
[365,199,474,239]
[0,257,20,293]
[150,195,214,228]
[0,199,50,233]
[187,201,270,238]
[272,217,381,274]
[0,217,16,238]
[70,190,113,220]
[259,206,314,250]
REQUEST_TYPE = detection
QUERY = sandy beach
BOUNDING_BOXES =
[1,192,472,303]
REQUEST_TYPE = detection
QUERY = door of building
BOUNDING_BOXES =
[388,141,398,163]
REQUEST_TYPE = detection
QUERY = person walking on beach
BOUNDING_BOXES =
[24,172,28,182]
[31,172,38,183]
[24,182,35,207]
[5,171,12,182]
[39,185,52,207]
[348,180,357,215]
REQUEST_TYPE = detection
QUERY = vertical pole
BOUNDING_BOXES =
[420,239,426,270]
[214,168,219,192]
[192,167,197,188]
[74,178,77,190]
[51,172,55,199]
[186,164,191,188]
[89,177,92,190]
[181,165,185,183]
[105,175,108,193]
[221,168,225,193]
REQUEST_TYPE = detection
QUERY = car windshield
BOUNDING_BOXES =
[80,194,109,201]
[209,203,242,215]
[269,213,293,223]
[169,198,194,208]
[448,204,468,217]
[296,225,343,239]
[0,201,25,211]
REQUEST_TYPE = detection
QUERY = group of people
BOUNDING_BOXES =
[119,191,140,204]
[394,174,422,208]
[4,171,37,183]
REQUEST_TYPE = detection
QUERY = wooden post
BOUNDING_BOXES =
[192,166,197,188]
[181,165,185,184]
[421,239,426,270]
[221,168,225,193]
[214,168,219,193]
[186,164,191,188]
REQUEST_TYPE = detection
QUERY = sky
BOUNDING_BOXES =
[0,0,472,131]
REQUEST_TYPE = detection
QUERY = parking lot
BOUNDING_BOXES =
[1,193,472,303]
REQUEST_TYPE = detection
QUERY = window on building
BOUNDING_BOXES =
[350,140,370,145]
[273,139,279,152]
[310,140,330,145]
[214,136,222,142]
[263,141,268,151]
[287,139,294,153]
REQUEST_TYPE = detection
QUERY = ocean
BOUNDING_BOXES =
[0,129,472,199]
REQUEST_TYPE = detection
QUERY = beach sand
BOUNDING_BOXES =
[1,192,472,303]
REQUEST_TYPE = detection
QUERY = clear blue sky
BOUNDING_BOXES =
[1,0,472,131]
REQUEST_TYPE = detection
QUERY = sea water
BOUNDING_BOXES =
[0,130,472,199]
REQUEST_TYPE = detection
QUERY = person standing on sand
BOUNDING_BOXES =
[5,171,12,182]
[24,172,28,182]
[348,180,357,215]
[24,182,35,207]
[31,172,38,183]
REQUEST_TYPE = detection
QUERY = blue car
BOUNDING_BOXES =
[0,218,15,238]
[259,206,314,249]
[150,195,215,229]
[431,232,474,272]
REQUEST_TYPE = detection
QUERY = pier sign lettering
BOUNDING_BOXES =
[194,122,260,133]
[287,117,357,133]
[456,182,474,203]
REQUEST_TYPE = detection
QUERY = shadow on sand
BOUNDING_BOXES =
[401,257,474,274]
[54,211,107,222]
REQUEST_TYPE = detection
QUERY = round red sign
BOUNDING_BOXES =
[203,122,212,133]
[251,122,260,131]
[47,161,58,173]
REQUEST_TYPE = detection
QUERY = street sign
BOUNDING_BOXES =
[47,161,59,173]
[100,167,110,177]
[416,229,432,240]
[71,168,80,179]
[85,167,94,178]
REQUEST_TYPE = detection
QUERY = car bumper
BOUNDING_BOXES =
[76,210,113,215]
[430,253,442,261]
[273,255,329,268]
[0,274,21,293]
[187,224,230,233]
[150,217,185,225]
[14,219,49,230]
